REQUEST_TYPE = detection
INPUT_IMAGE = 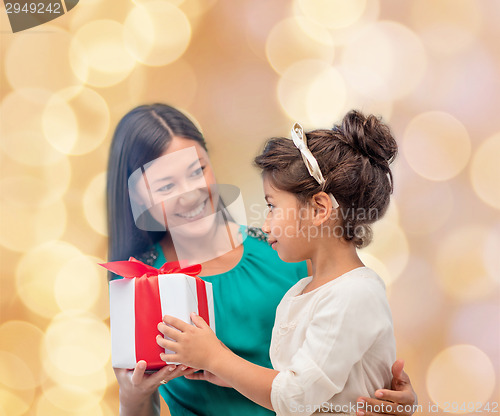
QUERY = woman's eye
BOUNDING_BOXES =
[157,183,174,193]
[190,165,206,177]
[266,203,274,212]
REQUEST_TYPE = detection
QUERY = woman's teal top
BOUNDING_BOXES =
[153,227,308,415]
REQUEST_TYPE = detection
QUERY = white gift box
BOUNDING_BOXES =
[107,268,215,370]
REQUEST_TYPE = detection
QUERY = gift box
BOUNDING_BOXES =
[101,258,216,370]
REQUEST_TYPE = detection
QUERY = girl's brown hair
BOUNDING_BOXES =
[254,110,397,248]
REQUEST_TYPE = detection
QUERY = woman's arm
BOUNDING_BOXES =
[357,360,418,416]
[114,360,196,416]
[157,314,279,410]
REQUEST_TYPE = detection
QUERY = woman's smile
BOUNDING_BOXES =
[176,198,209,221]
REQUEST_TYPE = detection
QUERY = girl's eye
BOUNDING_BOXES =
[266,203,274,212]
[190,165,206,178]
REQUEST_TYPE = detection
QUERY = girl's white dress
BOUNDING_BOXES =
[270,267,396,416]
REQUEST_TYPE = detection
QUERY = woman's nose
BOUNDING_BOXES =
[177,188,200,206]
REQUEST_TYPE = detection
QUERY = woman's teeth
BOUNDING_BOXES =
[177,200,207,219]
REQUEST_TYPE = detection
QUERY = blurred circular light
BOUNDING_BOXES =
[54,255,102,312]
[470,133,500,210]
[321,0,380,46]
[124,1,191,66]
[343,92,393,124]
[0,89,65,167]
[265,17,334,76]
[42,311,110,376]
[295,0,367,29]
[83,172,107,236]
[177,0,219,18]
[411,47,498,131]
[403,111,471,181]
[341,21,427,100]
[128,60,197,108]
[449,302,500,371]
[0,172,68,209]
[362,218,409,284]
[70,20,136,87]
[42,364,110,396]
[0,351,36,391]
[411,0,482,56]
[15,241,82,318]
[397,177,453,234]
[0,199,67,253]
[133,0,185,4]
[357,252,391,287]
[39,156,72,201]
[35,394,104,416]
[0,321,45,386]
[100,400,119,416]
[41,385,103,413]
[427,345,495,412]
[244,0,291,62]
[483,222,500,284]
[5,25,84,93]
[278,60,347,126]
[0,388,30,416]
[435,226,495,302]
[383,199,400,224]
[43,87,110,156]
[306,66,347,126]
[86,267,112,322]
[388,257,445,342]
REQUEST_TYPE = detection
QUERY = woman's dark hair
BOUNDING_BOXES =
[254,110,397,248]
[106,104,207,270]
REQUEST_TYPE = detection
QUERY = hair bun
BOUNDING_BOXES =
[338,110,397,169]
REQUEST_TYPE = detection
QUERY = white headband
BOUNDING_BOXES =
[290,123,339,209]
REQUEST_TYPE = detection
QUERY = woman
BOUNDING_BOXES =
[107,103,418,416]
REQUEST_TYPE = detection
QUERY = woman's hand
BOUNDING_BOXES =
[157,313,223,371]
[356,360,418,416]
[114,360,196,416]
[184,370,232,387]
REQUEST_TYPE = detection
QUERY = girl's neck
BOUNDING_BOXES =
[304,238,364,294]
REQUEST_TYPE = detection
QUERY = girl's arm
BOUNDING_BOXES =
[157,313,279,410]
[357,360,418,416]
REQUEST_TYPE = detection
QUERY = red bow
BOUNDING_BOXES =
[102,257,208,371]
[100,257,202,279]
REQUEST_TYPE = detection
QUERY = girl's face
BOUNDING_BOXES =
[261,175,313,263]
[131,136,219,237]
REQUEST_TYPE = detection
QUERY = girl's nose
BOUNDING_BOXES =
[262,214,271,234]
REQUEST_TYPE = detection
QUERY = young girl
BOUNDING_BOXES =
[157,110,399,416]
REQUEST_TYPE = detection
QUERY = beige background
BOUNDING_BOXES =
[1,1,499,415]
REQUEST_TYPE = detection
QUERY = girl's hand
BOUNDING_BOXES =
[184,370,231,387]
[114,360,196,415]
[157,313,223,370]
[356,360,418,416]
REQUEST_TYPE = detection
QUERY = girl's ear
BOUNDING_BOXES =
[311,192,334,226]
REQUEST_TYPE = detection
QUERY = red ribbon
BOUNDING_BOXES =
[101,258,209,370]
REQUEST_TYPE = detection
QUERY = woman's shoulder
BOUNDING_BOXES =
[240,225,308,278]
[243,225,268,242]
[134,245,160,266]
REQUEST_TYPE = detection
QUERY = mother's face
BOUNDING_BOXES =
[129,136,219,236]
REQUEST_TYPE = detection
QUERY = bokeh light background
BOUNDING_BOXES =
[1,0,499,415]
